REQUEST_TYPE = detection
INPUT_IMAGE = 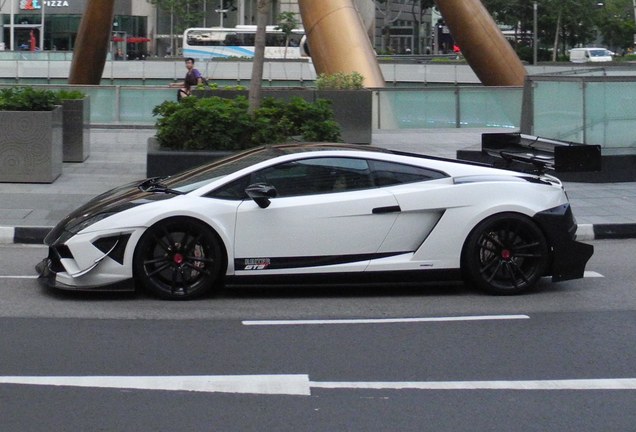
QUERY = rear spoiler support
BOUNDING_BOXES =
[482,133,601,174]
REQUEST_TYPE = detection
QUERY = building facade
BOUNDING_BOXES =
[0,1,432,57]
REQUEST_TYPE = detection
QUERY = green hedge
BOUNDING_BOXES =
[152,95,342,151]
[0,87,87,111]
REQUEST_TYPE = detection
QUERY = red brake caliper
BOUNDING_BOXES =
[173,253,184,265]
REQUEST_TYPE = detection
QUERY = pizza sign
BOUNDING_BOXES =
[20,0,70,9]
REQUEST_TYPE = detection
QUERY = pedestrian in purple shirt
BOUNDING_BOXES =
[170,57,203,100]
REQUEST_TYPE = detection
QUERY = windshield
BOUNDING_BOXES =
[161,146,282,193]
[589,49,608,57]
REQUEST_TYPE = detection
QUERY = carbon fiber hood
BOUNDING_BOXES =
[44,180,175,245]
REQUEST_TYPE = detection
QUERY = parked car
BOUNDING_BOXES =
[36,141,595,299]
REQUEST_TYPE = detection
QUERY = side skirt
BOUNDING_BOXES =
[225,269,463,286]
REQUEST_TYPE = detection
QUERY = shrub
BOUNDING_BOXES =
[0,87,60,111]
[56,89,86,100]
[315,72,365,90]
[152,95,341,151]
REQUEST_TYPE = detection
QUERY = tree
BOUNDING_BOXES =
[147,0,206,31]
[595,0,636,52]
[482,0,619,60]
[248,0,270,114]
[375,1,404,53]
[409,1,435,54]
[275,11,300,59]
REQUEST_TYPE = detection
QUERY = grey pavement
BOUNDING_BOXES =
[1,127,635,244]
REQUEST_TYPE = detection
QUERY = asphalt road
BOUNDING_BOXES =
[0,240,634,431]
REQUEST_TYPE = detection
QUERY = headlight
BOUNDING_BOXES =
[67,212,117,234]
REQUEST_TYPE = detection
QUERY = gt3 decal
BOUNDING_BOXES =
[243,258,271,270]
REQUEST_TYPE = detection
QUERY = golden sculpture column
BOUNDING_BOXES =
[68,0,116,84]
[298,0,385,88]
[434,0,526,86]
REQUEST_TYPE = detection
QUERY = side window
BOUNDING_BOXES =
[369,160,447,187]
[254,157,372,197]
[206,175,251,200]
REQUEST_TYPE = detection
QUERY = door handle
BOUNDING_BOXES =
[372,205,401,214]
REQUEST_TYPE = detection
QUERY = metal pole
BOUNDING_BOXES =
[10,0,14,51]
[533,1,538,65]
[40,1,45,50]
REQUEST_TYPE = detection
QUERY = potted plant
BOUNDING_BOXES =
[191,71,372,144]
[0,87,63,183]
[147,95,341,177]
[315,72,372,144]
[57,89,91,162]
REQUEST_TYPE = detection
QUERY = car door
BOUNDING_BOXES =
[233,157,400,272]
[366,158,451,254]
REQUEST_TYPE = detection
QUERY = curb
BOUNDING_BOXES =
[2,224,636,246]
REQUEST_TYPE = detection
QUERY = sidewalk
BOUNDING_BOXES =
[1,127,635,244]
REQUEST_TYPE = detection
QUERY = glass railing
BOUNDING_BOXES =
[0,83,523,129]
[526,70,636,154]
[5,74,634,156]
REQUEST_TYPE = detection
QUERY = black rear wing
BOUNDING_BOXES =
[482,133,601,174]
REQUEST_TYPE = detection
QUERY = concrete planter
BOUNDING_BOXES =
[316,90,372,144]
[146,136,233,178]
[191,88,371,144]
[61,96,91,162]
[0,106,63,183]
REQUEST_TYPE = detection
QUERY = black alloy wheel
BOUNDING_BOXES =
[133,217,224,299]
[463,213,550,295]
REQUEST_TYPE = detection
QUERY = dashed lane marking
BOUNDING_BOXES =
[242,315,530,326]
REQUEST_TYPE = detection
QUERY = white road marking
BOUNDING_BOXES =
[1,375,635,395]
[0,275,38,279]
[0,375,312,396]
[311,379,636,391]
[0,227,14,244]
[583,271,604,278]
[242,315,530,326]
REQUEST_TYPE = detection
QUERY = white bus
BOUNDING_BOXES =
[182,26,305,59]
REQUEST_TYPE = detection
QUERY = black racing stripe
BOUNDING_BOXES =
[236,251,410,270]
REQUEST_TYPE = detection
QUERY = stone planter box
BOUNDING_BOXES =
[146,136,232,178]
[0,106,63,183]
[316,90,372,145]
[61,96,91,162]
[191,88,371,144]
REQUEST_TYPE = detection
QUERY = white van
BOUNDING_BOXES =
[569,47,613,63]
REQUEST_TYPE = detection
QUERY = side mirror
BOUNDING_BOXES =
[245,183,278,208]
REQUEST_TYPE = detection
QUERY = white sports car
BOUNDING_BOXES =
[36,140,595,299]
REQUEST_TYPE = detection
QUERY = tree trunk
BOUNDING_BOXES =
[552,9,561,62]
[248,0,270,115]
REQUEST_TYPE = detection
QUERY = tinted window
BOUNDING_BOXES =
[369,160,446,186]
[253,157,372,197]
[209,157,372,199]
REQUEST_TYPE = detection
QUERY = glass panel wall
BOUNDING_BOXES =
[533,80,584,143]
[585,82,636,153]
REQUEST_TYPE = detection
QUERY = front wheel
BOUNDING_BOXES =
[462,213,550,295]
[133,218,224,300]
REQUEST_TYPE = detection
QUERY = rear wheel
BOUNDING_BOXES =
[133,218,224,300]
[463,213,549,295]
